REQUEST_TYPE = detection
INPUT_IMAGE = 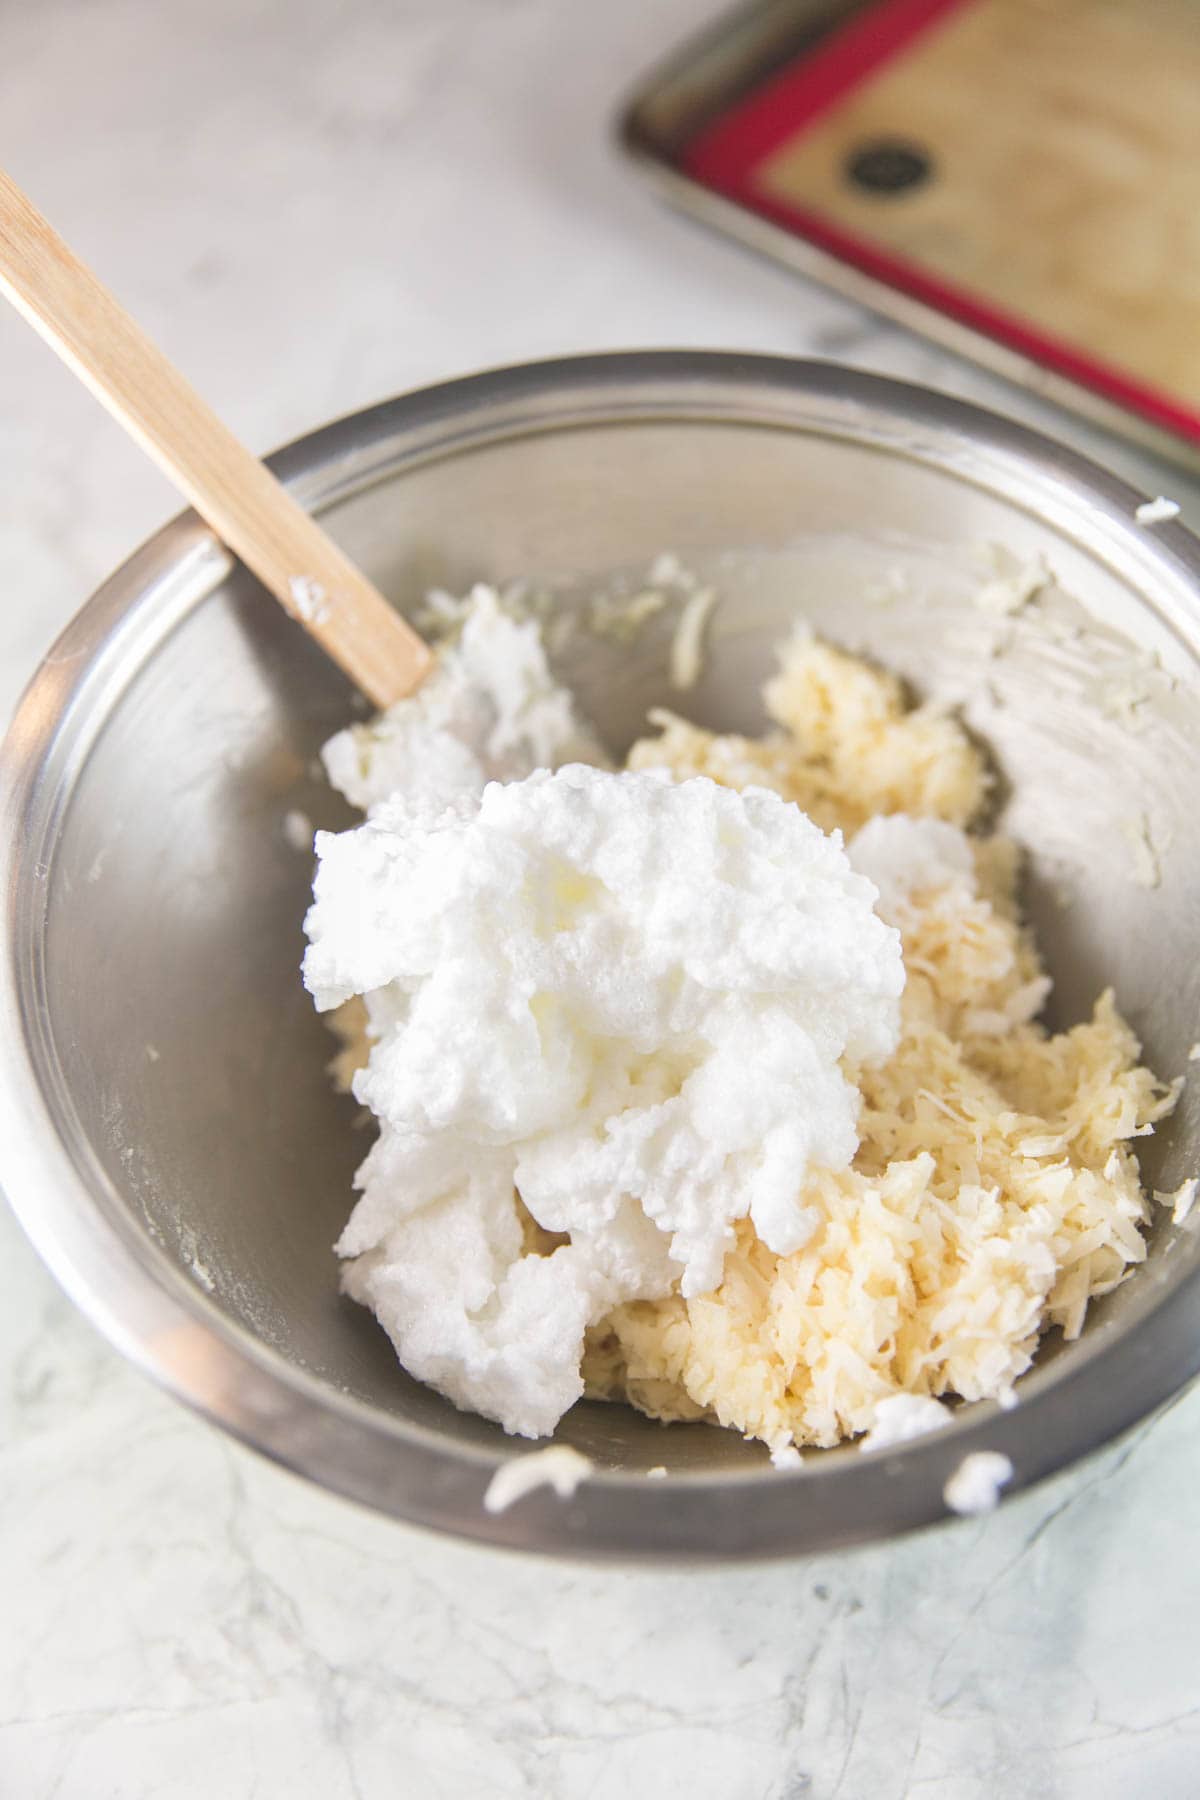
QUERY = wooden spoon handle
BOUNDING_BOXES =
[0,167,432,708]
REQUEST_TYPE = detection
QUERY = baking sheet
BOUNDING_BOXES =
[620,0,1200,473]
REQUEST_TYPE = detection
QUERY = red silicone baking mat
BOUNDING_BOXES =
[649,0,1200,456]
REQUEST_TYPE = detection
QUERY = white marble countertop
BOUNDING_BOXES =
[3,2,1199,1794]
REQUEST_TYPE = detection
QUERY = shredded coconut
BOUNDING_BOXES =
[770,1443,805,1470]
[1135,496,1181,525]
[483,1445,594,1513]
[416,585,473,631]
[669,587,718,689]
[633,628,988,839]
[648,551,690,588]
[1092,675,1153,731]
[943,1450,1013,1515]
[866,568,909,607]
[589,586,669,643]
[188,1253,216,1293]
[282,808,313,853]
[973,549,1049,616]
[1119,813,1162,889]
[1155,1178,1198,1225]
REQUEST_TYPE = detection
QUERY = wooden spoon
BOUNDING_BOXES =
[0,167,433,709]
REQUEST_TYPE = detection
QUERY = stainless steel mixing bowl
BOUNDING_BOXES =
[3,353,1199,1560]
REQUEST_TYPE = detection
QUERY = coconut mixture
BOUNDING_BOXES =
[303,586,1176,1456]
